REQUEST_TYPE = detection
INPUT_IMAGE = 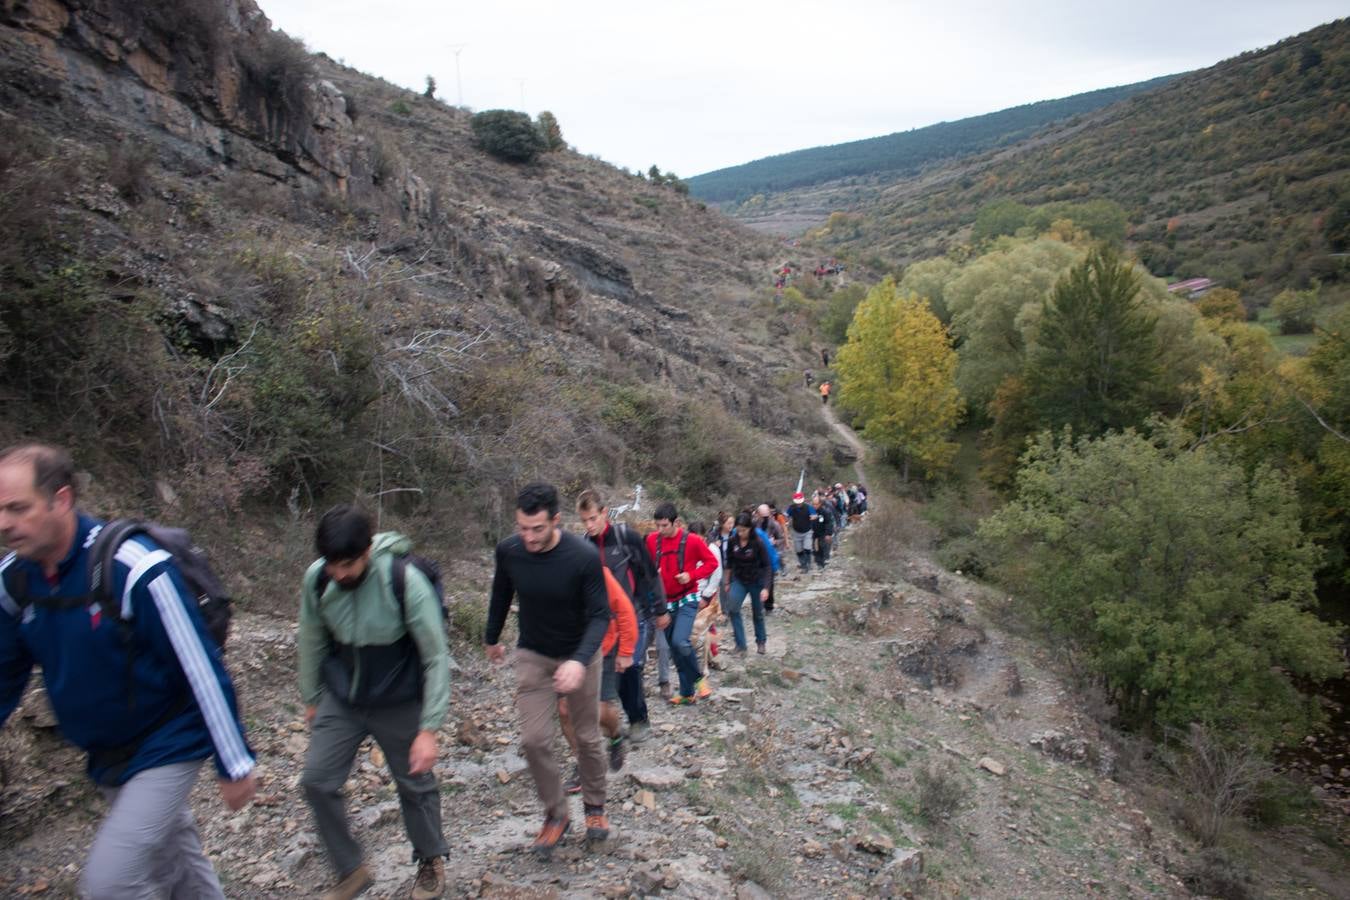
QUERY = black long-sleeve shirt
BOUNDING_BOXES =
[486,531,610,664]
[724,532,772,586]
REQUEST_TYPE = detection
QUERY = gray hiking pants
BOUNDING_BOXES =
[301,692,448,878]
[81,759,224,899]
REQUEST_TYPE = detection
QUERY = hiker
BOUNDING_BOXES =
[804,369,814,388]
[485,483,611,856]
[558,547,637,788]
[298,505,450,900]
[646,502,719,705]
[575,489,662,747]
[821,348,830,367]
[753,502,786,610]
[785,491,817,574]
[0,443,256,898]
[811,490,836,571]
[721,512,773,655]
[820,381,831,405]
[833,483,850,530]
[688,517,724,674]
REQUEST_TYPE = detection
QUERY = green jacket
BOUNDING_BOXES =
[298,532,450,732]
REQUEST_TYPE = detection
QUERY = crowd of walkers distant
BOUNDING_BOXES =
[0,440,867,897]
[773,258,847,292]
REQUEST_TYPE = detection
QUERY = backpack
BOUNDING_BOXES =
[315,552,448,622]
[653,531,689,574]
[91,519,233,651]
[604,523,637,596]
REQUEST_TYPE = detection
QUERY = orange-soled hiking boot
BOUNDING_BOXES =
[584,805,610,842]
[532,815,570,858]
[695,676,713,700]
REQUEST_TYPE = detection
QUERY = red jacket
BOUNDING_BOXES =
[646,529,719,604]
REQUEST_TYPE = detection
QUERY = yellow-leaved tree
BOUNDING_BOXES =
[836,278,964,480]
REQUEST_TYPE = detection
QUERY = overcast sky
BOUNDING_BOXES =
[259,1,1345,177]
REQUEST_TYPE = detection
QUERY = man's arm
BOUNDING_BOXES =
[0,590,33,729]
[484,543,515,647]
[628,529,665,617]
[402,567,450,733]
[297,565,330,712]
[684,534,719,584]
[569,552,611,665]
[126,546,255,785]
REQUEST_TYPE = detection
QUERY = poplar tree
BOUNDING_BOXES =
[836,278,964,479]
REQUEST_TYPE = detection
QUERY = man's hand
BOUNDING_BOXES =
[304,704,317,726]
[698,598,710,610]
[616,654,632,673]
[760,588,770,602]
[655,613,671,630]
[553,659,585,693]
[218,771,257,811]
[485,643,505,664]
[675,571,691,585]
[408,730,437,775]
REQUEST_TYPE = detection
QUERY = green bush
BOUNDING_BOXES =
[535,111,564,151]
[979,428,1344,747]
[471,110,545,163]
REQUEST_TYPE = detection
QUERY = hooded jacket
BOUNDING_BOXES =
[298,532,451,733]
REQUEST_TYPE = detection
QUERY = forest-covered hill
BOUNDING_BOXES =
[686,75,1177,203]
[723,19,1350,298]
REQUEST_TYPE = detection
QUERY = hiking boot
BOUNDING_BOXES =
[608,735,627,772]
[563,767,582,794]
[532,815,570,858]
[584,804,610,842]
[757,642,766,655]
[411,857,445,900]
[659,681,674,701]
[627,720,651,743]
[321,863,373,900]
[668,694,697,706]
[695,677,713,700]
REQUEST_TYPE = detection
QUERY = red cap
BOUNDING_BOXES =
[792,492,805,502]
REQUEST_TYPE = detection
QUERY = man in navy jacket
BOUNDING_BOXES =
[0,444,256,898]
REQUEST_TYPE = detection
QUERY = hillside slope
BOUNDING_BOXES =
[724,19,1350,295]
[0,0,846,566]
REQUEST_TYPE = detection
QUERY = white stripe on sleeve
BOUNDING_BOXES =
[146,572,254,780]
[119,548,171,619]
[0,553,17,617]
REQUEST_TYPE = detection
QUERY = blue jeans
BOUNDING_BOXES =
[664,601,703,697]
[726,580,767,649]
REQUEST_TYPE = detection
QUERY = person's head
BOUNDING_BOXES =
[575,488,609,538]
[315,505,373,589]
[718,512,735,535]
[0,443,79,568]
[734,511,755,541]
[755,503,771,521]
[792,491,805,505]
[516,482,561,553]
[653,502,680,538]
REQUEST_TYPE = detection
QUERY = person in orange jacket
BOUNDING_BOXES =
[559,566,637,782]
[820,381,831,405]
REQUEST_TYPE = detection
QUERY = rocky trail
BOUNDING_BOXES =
[2,521,1348,898]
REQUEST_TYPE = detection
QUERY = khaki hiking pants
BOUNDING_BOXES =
[515,649,606,817]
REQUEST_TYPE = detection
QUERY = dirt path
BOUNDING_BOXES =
[822,403,866,484]
[2,526,1346,897]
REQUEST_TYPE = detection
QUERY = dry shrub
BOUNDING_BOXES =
[1162,723,1269,847]
[852,497,935,581]
[1182,847,1255,900]
[914,761,967,826]
[104,143,154,204]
